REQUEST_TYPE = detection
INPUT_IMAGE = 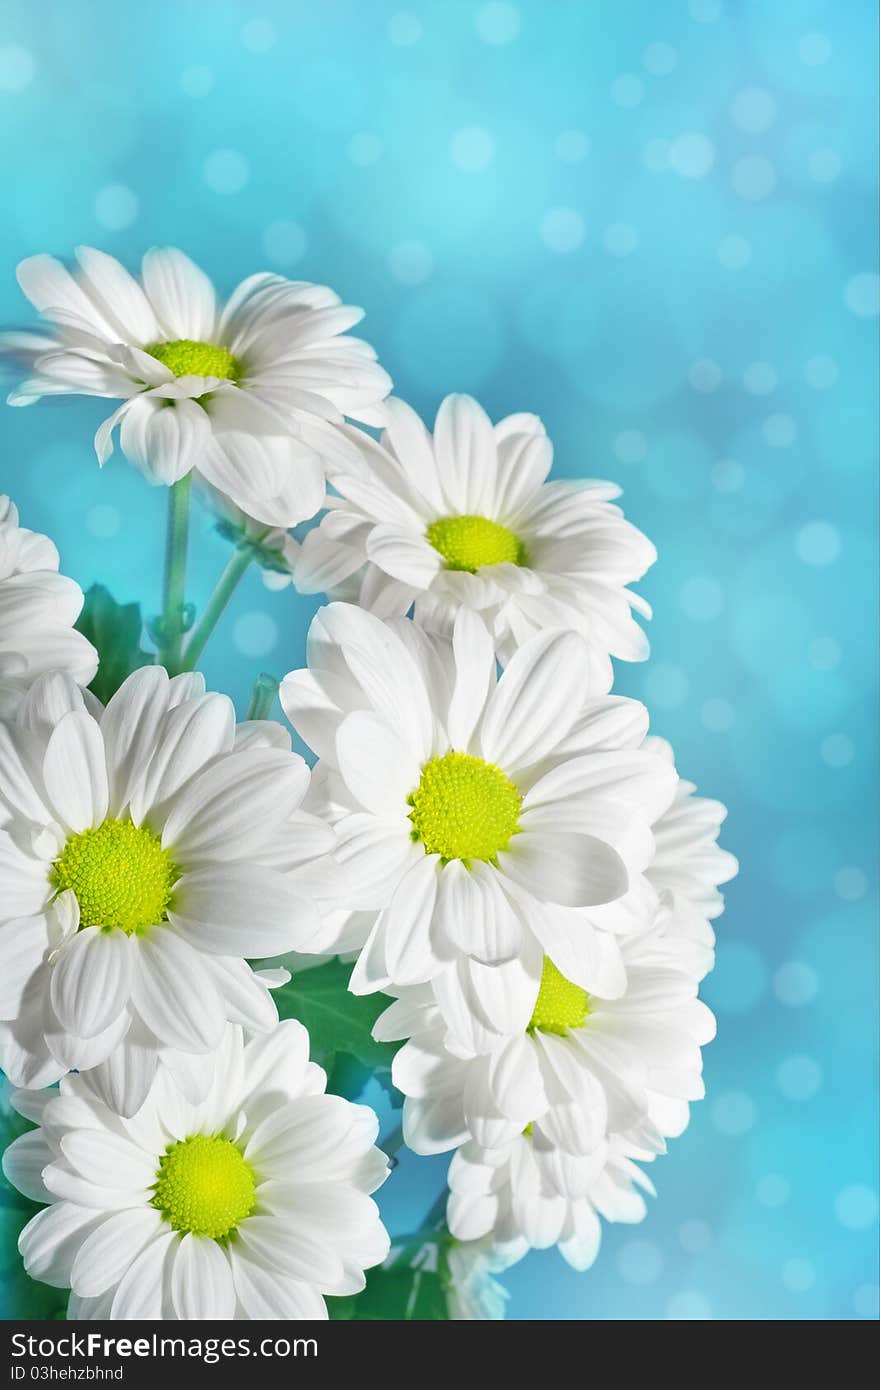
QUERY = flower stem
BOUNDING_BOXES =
[245,672,280,722]
[181,545,253,672]
[157,474,192,674]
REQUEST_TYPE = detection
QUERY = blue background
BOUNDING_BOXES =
[0,0,877,1321]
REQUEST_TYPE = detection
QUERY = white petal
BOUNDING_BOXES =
[120,397,210,484]
[129,694,236,824]
[160,748,307,862]
[74,247,159,344]
[42,711,109,831]
[242,1018,311,1101]
[333,813,420,911]
[16,254,116,337]
[433,394,498,515]
[447,608,496,751]
[230,1248,328,1319]
[2,1129,52,1201]
[236,1213,346,1289]
[366,526,440,588]
[499,831,629,907]
[49,926,134,1038]
[60,1129,156,1189]
[141,247,217,340]
[170,1234,235,1320]
[317,603,434,760]
[335,711,420,816]
[480,630,587,774]
[110,1231,177,1320]
[81,1025,160,1119]
[434,860,522,964]
[100,666,172,814]
[18,1203,103,1287]
[380,855,440,984]
[201,955,278,1034]
[0,915,51,1018]
[70,1208,165,1298]
[130,929,225,1050]
[0,721,51,822]
[170,868,318,957]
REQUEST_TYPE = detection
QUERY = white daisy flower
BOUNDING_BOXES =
[2,1022,390,1320]
[280,603,676,1035]
[447,1132,655,1272]
[0,666,334,1115]
[377,922,715,1159]
[294,395,656,672]
[644,737,738,980]
[0,496,97,712]
[5,247,391,526]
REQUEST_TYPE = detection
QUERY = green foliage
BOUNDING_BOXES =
[328,1255,450,1321]
[75,584,153,704]
[273,959,400,1102]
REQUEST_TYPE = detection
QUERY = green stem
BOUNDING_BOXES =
[245,672,280,722]
[181,545,253,672]
[157,474,192,673]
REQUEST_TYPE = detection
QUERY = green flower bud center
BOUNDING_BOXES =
[426,514,527,573]
[408,751,522,862]
[147,339,240,382]
[528,957,590,1035]
[52,819,178,934]
[152,1135,256,1240]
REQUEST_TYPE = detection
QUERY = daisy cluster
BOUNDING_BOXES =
[0,247,736,1321]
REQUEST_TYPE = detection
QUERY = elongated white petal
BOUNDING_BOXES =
[130,929,225,1051]
[170,1235,235,1320]
[170,868,318,957]
[499,831,628,908]
[70,1208,165,1298]
[50,927,134,1039]
[42,711,108,831]
[480,630,588,774]
[110,1231,177,1320]
[335,711,420,816]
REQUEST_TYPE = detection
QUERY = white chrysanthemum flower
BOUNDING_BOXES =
[447,1133,655,1272]
[0,496,97,712]
[5,247,391,525]
[645,737,738,980]
[377,922,715,1158]
[294,396,656,671]
[281,603,676,1034]
[2,1023,390,1320]
[0,667,333,1114]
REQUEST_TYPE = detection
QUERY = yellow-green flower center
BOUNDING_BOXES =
[152,1135,256,1240]
[52,819,178,934]
[408,751,522,862]
[147,339,240,382]
[426,514,527,573]
[528,957,590,1035]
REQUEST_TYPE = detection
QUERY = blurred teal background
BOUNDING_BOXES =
[1,0,877,1321]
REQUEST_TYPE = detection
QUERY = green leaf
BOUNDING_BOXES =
[274,959,400,1101]
[328,1263,450,1320]
[75,584,153,704]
